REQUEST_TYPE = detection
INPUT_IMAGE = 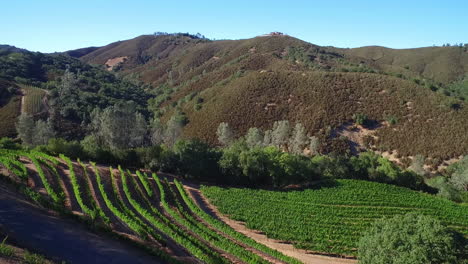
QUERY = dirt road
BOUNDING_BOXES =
[0,184,162,264]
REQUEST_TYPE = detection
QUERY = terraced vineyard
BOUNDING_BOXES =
[0,95,20,138]
[21,85,46,115]
[0,149,301,264]
[202,180,468,257]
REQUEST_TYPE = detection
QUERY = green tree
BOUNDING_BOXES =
[16,113,35,146]
[358,213,465,264]
[271,120,290,149]
[150,118,165,145]
[410,154,426,176]
[164,113,184,148]
[289,123,308,155]
[309,136,320,156]
[245,127,263,148]
[216,122,234,146]
[33,119,55,146]
[90,102,148,149]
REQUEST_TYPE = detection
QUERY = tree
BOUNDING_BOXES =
[16,113,35,146]
[410,154,426,176]
[172,139,221,180]
[450,169,468,192]
[289,123,308,155]
[131,113,148,147]
[358,213,465,264]
[216,122,234,146]
[245,127,263,148]
[164,113,184,148]
[271,120,290,149]
[150,118,165,145]
[263,129,272,147]
[446,156,468,192]
[59,68,77,98]
[89,102,147,150]
[309,136,320,156]
[33,119,55,146]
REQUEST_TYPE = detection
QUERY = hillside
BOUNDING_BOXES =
[0,45,151,139]
[1,149,466,263]
[340,45,468,84]
[0,149,304,264]
[202,179,468,256]
[80,34,468,161]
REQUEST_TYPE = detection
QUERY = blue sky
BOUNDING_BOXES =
[2,0,467,52]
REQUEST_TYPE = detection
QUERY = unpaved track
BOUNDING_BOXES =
[0,184,162,264]
[184,184,357,264]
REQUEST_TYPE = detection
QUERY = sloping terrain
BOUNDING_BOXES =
[80,35,468,160]
[339,45,468,84]
[0,150,305,263]
[0,45,151,138]
[0,183,162,264]
[201,180,468,257]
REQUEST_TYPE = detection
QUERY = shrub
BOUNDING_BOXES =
[44,138,84,158]
[352,113,368,126]
[0,237,14,257]
[23,251,47,264]
[0,137,20,150]
[358,213,466,264]
[172,139,221,180]
[426,176,463,202]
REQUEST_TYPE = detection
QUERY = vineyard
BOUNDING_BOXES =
[0,149,301,264]
[21,85,46,115]
[201,180,468,257]
[0,95,20,138]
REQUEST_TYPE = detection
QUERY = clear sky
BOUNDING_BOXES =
[2,0,467,53]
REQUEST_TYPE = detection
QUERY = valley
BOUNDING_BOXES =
[1,7,468,263]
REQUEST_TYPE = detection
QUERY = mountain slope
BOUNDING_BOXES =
[80,34,468,161]
[340,45,468,84]
[0,45,151,138]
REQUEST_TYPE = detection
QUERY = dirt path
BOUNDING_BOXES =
[185,184,357,264]
[0,184,163,264]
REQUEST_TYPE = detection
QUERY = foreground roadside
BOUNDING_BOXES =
[0,183,162,264]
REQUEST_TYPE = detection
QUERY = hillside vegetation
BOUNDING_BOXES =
[0,45,151,138]
[80,34,468,161]
[341,45,468,84]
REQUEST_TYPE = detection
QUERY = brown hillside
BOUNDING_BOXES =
[80,34,468,160]
[339,45,468,84]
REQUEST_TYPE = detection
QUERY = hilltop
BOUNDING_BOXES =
[76,33,468,162]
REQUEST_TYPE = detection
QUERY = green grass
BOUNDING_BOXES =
[201,179,468,257]
[23,251,47,264]
[0,236,14,257]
